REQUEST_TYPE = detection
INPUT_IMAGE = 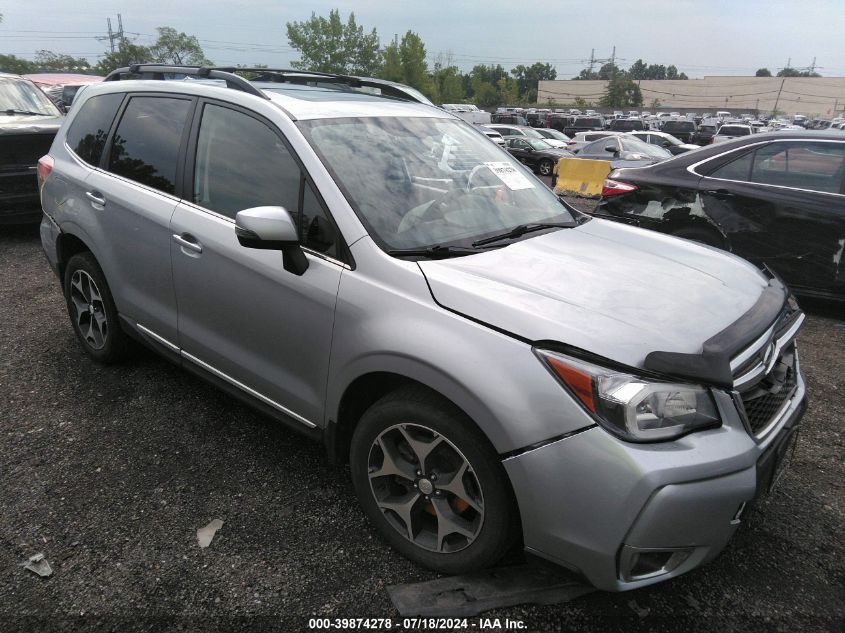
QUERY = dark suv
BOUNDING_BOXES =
[661,119,697,143]
[607,118,646,132]
[557,115,605,136]
[0,73,64,223]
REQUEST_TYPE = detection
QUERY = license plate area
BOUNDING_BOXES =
[755,427,799,498]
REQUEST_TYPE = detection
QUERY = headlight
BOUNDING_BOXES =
[536,350,721,442]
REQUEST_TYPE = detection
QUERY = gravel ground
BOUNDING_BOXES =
[0,224,843,632]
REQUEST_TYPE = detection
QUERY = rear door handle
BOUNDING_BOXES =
[704,189,734,199]
[173,233,203,254]
[85,190,106,208]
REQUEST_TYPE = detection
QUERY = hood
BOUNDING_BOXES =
[0,115,64,135]
[418,218,767,371]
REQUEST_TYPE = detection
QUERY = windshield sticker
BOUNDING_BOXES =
[484,162,535,190]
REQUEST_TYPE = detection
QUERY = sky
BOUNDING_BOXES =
[1,0,844,77]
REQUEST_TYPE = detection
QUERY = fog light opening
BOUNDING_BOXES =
[620,546,693,582]
[731,502,747,525]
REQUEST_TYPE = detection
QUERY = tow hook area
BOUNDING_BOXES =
[387,564,594,617]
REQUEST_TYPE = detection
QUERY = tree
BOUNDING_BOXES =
[381,39,403,82]
[0,54,37,74]
[431,60,464,103]
[398,31,433,96]
[777,67,821,77]
[286,10,381,76]
[496,76,519,106]
[94,39,152,75]
[665,65,688,80]
[755,68,772,77]
[34,50,91,72]
[510,62,556,102]
[600,74,643,108]
[149,27,211,66]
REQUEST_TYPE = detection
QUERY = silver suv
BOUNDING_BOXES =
[39,65,807,591]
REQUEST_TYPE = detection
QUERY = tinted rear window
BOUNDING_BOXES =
[65,92,124,166]
[574,118,602,127]
[663,121,695,132]
[609,120,645,131]
[107,96,192,194]
[719,126,751,136]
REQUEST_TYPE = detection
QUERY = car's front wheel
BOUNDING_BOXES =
[538,159,554,176]
[350,385,517,574]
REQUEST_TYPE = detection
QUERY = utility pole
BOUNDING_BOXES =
[588,48,595,75]
[610,46,616,79]
[772,77,786,116]
[99,14,125,53]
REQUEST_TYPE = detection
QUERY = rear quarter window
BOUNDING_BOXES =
[65,92,124,166]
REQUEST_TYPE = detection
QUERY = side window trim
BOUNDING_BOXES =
[99,92,197,201]
[184,98,352,266]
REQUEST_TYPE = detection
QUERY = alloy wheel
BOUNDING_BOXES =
[69,270,108,350]
[367,423,484,553]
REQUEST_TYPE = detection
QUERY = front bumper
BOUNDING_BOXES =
[504,371,807,591]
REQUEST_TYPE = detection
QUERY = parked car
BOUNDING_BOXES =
[660,119,697,143]
[558,115,605,136]
[479,127,506,147]
[628,130,701,155]
[40,65,808,593]
[485,123,542,140]
[23,73,103,111]
[607,118,647,132]
[694,121,719,145]
[441,103,491,126]
[596,131,845,300]
[0,73,64,224]
[712,124,753,144]
[575,135,672,168]
[504,137,574,175]
[566,130,623,153]
[530,127,570,148]
[490,112,526,125]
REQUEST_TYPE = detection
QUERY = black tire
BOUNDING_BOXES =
[63,252,132,363]
[350,385,517,574]
[671,226,725,249]
[538,159,554,176]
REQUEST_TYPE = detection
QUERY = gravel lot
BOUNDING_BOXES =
[1,223,843,632]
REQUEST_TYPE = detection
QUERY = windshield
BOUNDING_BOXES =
[299,117,575,251]
[0,78,61,115]
[527,139,554,150]
[663,121,695,132]
[539,128,569,141]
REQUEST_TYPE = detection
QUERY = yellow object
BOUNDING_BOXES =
[553,158,611,198]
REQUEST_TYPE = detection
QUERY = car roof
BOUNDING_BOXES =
[75,78,449,122]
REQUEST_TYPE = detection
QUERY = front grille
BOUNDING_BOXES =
[739,344,798,436]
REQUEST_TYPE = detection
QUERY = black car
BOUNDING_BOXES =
[596,131,845,300]
[693,122,719,145]
[607,118,646,132]
[504,137,573,176]
[661,119,698,143]
[555,115,605,136]
[0,73,64,224]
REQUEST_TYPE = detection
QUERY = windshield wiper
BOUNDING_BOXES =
[471,222,572,247]
[2,109,53,116]
[387,245,483,260]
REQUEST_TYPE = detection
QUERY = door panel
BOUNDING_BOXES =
[170,204,342,426]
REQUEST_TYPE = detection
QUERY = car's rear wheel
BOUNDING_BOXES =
[538,159,554,176]
[350,385,517,574]
[63,252,131,363]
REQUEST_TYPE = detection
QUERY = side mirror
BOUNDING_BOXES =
[235,206,309,276]
[604,144,618,154]
[661,141,671,147]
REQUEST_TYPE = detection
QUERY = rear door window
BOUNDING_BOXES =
[107,96,192,194]
[751,142,845,193]
[65,92,124,166]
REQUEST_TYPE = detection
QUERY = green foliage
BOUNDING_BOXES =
[34,50,91,72]
[432,62,464,104]
[0,54,38,74]
[381,40,403,82]
[755,68,772,77]
[149,27,211,66]
[615,59,689,81]
[398,31,433,96]
[510,62,556,102]
[286,9,381,76]
[600,73,643,108]
[93,40,153,76]
[777,67,821,77]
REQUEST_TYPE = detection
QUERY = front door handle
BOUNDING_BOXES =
[85,190,106,208]
[173,233,203,254]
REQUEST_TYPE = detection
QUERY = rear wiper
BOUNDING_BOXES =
[2,109,53,116]
[386,245,483,259]
[472,222,572,247]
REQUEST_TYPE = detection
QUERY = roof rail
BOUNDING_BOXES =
[103,64,434,106]
[103,64,269,100]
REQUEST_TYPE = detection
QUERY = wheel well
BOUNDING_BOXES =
[56,233,92,280]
